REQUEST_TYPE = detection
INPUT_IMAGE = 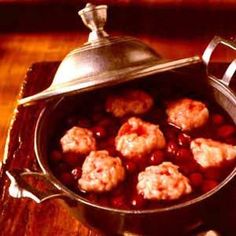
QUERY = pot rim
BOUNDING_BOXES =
[34,75,236,215]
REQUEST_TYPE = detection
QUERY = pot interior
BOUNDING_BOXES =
[35,62,236,212]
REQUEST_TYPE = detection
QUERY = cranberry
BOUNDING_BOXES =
[149,150,165,165]
[150,109,163,120]
[131,194,146,209]
[179,162,199,176]
[111,195,125,208]
[66,116,78,127]
[59,172,74,186]
[50,150,62,162]
[137,158,148,171]
[165,129,177,141]
[93,112,107,123]
[87,193,97,202]
[189,172,204,188]
[112,185,125,197]
[64,153,80,167]
[71,167,82,180]
[98,117,115,128]
[204,168,221,181]
[217,124,235,139]
[99,198,109,206]
[166,141,179,156]
[107,137,115,146]
[201,180,218,193]
[212,114,224,125]
[78,118,91,128]
[129,177,138,192]
[93,103,103,113]
[105,145,117,156]
[225,137,236,145]
[92,126,107,139]
[176,148,192,162]
[125,161,137,173]
[178,133,191,146]
[55,162,70,175]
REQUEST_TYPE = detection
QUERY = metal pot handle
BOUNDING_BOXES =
[202,36,236,86]
[6,169,67,203]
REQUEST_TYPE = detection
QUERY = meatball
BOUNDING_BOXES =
[78,150,125,192]
[137,162,192,200]
[166,98,209,131]
[115,117,166,159]
[60,126,96,155]
[190,138,236,168]
[106,89,153,118]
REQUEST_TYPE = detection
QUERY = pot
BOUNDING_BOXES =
[6,3,236,236]
[7,36,236,236]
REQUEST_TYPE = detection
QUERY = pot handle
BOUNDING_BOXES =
[6,169,68,203]
[202,36,236,86]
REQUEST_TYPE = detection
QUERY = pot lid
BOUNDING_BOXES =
[19,3,200,106]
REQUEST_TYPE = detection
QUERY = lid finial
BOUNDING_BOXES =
[79,3,109,43]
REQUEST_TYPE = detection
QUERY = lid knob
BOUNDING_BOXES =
[79,3,109,43]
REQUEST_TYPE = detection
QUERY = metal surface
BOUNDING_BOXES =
[78,3,109,43]
[6,170,66,203]
[18,3,200,106]
[202,35,236,87]
[222,59,236,86]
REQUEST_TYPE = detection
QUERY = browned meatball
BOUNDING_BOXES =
[166,98,209,131]
[60,126,96,155]
[106,89,153,117]
[78,150,125,192]
[191,138,236,168]
[137,162,192,200]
